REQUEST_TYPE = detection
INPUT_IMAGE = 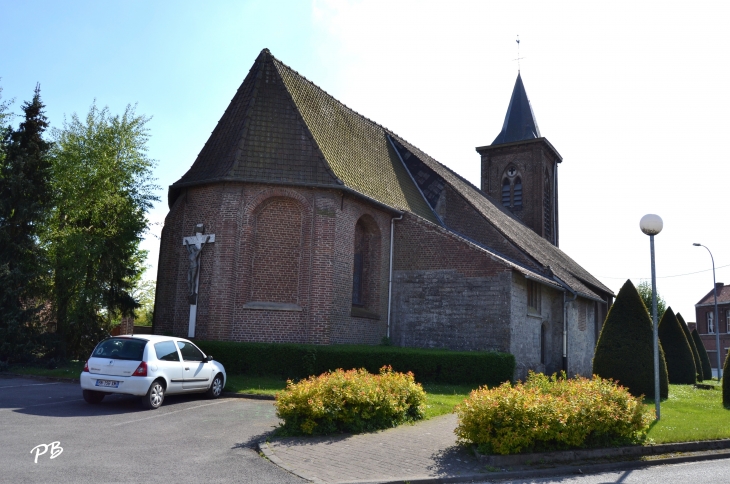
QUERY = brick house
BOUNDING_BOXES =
[153,49,614,380]
[694,283,730,368]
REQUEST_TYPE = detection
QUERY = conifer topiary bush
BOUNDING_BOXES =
[691,328,713,381]
[677,313,702,382]
[593,279,668,399]
[658,307,696,384]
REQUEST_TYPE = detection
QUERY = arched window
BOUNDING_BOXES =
[501,166,522,209]
[352,216,381,311]
[543,169,552,238]
[251,198,302,304]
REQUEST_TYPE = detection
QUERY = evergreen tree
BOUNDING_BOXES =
[593,279,669,399]
[658,307,696,384]
[691,328,713,381]
[676,313,702,381]
[0,86,52,362]
[637,280,667,321]
[47,103,158,358]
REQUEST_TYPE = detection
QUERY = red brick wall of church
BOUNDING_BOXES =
[153,182,392,346]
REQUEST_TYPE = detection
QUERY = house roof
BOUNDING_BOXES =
[171,49,612,300]
[492,73,541,146]
[695,284,730,306]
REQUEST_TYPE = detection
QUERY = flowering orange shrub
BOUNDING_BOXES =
[455,372,652,455]
[275,366,426,435]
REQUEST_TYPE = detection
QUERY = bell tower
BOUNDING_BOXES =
[476,73,562,246]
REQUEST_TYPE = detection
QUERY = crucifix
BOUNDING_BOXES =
[182,223,216,338]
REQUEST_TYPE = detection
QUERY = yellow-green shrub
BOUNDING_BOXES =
[455,372,652,455]
[275,366,426,435]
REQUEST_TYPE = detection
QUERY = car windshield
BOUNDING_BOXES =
[92,338,147,361]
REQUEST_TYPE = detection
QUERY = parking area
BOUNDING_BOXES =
[0,376,303,483]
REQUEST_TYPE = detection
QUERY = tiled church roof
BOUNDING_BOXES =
[172,49,612,300]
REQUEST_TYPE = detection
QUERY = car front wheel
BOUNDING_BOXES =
[206,374,224,399]
[83,390,105,404]
[142,380,165,410]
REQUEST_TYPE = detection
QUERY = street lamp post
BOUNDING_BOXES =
[640,214,663,420]
[693,243,722,381]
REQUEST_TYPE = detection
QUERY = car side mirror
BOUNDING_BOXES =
[203,355,213,363]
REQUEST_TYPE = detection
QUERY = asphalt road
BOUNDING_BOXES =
[0,376,304,484]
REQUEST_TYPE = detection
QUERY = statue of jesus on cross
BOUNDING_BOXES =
[182,223,216,337]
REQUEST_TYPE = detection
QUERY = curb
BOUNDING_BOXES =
[223,391,276,401]
[473,437,730,467]
[259,438,730,484]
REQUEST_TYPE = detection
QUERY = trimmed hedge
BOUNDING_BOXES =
[691,328,713,381]
[275,366,426,435]
[677,313,703,382]
[195,340,515,385]
[455,372,652,455]
[593,279,669,399]
[658,307,696,385]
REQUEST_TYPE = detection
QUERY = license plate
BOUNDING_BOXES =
[95,379,119,388]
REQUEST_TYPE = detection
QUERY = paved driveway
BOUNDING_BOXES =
[0,376,303,484]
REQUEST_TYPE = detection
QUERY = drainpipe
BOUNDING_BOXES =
[387,213,403,339]
[552,275,577,374]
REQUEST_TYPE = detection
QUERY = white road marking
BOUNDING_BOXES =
[0,382,62,389]
[112,398,236,426]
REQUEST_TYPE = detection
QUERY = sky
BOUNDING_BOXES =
[2,0,730,322]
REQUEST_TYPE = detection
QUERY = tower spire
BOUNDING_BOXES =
[491,72,541,145]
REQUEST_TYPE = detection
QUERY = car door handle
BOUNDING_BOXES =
[185,367,189,370]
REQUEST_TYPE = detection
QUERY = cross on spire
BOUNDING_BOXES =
[513,35,525,72]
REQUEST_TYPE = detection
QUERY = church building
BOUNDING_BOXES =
[153,49,614,380]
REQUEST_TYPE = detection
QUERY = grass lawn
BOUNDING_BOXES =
[644,382,730,443]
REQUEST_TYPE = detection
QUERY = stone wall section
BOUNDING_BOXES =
[566,297,596,377]
[391,213,513,352]
[509,274,562,381]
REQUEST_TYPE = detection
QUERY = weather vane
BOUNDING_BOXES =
[513,35,525,72]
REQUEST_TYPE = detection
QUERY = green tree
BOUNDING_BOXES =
[676,312,702,381]
[47,103,159,358]
[636,280,666,321]
[131,278,155,326]
[658,307,696,384]
[691,328,713,380]
[593,279,669,399]
[0,86,53,362]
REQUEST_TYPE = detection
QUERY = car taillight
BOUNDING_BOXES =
[83,360,89,372]
[131,361,148,377]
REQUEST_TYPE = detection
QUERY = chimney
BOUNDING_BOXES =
[716,282,724,292]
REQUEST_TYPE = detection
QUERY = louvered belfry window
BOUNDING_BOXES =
[501,178,511,205]
[513,177,522,207]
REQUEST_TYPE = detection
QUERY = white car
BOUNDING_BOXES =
[80,334,226,409]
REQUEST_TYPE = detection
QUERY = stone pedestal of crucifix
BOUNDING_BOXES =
[182,224,216,338]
